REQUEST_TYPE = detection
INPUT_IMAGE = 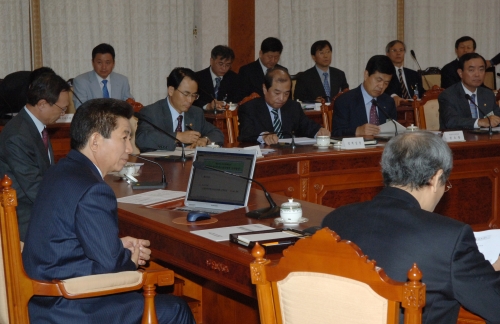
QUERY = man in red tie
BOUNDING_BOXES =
[0,71,69,240]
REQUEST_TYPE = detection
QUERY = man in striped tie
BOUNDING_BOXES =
[238,67,330,144]
[438,52,500,130]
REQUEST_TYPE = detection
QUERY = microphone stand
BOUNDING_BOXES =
[410,50,431,90]
[128,154,167,189]
[371,99,398,136]
[465,94,498,136]
[290,131,296,150]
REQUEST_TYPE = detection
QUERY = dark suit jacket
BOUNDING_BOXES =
[332,85,397,137]
[22,149,194,323]
[441,59,460,89]
[384,67,425,99]
[0,108,54,240]
[438,82,500,129]
[193,67,242,108]
[237,97,321,142]
[293,66,349,102]
[135,98,224,152]
[0,71,31,115]
[321,187,500,324]
[238,60,286,99]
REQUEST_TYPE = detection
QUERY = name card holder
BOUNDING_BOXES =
[341,137,366,150]
[442,131,465,143]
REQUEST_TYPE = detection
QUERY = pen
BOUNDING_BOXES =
[185,123,194,131]
[262,241,294,246]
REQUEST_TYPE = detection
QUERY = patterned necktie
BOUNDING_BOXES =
[398,69,410,99]
[175,115,183,146]
[41,128,49,151]
[271,110,283,138]
[369,100,379,125]
[323,72,331,99]
[214,77,221,99]
[102,80,110,98]
[469,93,478,118]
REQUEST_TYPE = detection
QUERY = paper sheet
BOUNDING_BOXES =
[474,229,500,263]
[278,137,316,145]
[117,189,186,205]
[191,224,274,242]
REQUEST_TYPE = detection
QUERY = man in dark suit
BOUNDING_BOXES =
[193,45,241,111]
[322,131,500,323]
[293,40,349,102]
[441,36,476,89]
[0,72,69,241]
[73,43,133,108]
[439,53,500,130]
[136,67,224,152]
[22,99,195,323]
[238,67,329,144]
[332,55,397,137]
[384,40,424,106]
[238,37,286,99]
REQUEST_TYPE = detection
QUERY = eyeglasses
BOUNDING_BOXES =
[444,181,452,192]
[53,103,67,113]
[389,48,405,53]
[216,61,232,69]
[176,89,199,100]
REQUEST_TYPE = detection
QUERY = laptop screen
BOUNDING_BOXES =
[184,148,257,210]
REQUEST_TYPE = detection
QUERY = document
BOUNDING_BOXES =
[140,147,195,157]
[378,120,406,135]
[474,229,500,263]
[278,137,316,145]
[191,224,274,242]
[117,189,186,205]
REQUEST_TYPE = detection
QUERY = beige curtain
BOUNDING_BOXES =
[39,0,195,106]
[0,0,31,77]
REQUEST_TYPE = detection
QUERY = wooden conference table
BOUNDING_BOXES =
[113,132,500,323]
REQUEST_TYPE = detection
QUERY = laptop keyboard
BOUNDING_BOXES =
[175,207,225,214]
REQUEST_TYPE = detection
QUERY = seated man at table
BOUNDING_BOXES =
[22,98,195,324]
[238,67,330,144]
[293,40,349,102]
[332,55,397,137]
[438,53,500,130]
[72,43,133,108]
[238,37,287,99]
[193,45,242,111]
[322,131,500,323]
[384,40,424,106]
[135,67,224,151]
[0,72,69,241]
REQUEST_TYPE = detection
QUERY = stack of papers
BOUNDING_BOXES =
[278,137,316,145]
[191,224,274,242]
[117,189,186,205]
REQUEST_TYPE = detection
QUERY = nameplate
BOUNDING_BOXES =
[55,114,73,123]
[442,131,465,143]
[341,137,366,150]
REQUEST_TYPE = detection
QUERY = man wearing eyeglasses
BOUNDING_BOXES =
[0,72,70,241]
[193,45,242,112]
[135,67,224,152]
[384,40,424,106]
[322,131,500,323]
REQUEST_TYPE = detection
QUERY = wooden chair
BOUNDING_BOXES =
[484,66,496,91]
[419,67,441,90]
[290,72,302,100]
[0,175,174,324]
[250,228,425,324]
[225,107,239,143]
[322,88,348,131]
[412,85,444,130]
[126,98,144,154]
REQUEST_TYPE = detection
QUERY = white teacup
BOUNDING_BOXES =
[280,199,302,223]
[228,103,237,111]
[316,135,330,147]
[314,102,322,111]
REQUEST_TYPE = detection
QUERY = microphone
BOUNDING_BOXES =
[410,50,431,90]
[371,99,398,136]
[70,88,83,106]
[127,154,167,189]
[133,112,188,162]
[464,94,498,135]
[192,161,280,219]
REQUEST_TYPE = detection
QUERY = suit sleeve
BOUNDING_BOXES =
[237,103,259,142]
[72,76,90,109]
[123,76,133,100]
[438,91,475,129]
[294,104,321,137]
[195,110,224,144]
[450,225,500,322]
[75,183,136,274]
[331,95,357,137]
[135,104,177,152]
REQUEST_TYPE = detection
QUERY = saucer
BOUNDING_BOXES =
[313,144,333,149]
[274,217,309,225]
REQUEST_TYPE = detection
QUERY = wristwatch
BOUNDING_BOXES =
[204,136,211,144]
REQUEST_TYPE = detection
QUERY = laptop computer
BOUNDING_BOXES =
[177,147,257,214]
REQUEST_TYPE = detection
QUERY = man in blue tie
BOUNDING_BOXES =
[72,43,133,108]
[438,53,500,130]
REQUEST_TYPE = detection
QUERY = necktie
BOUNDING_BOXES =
[214,77,221,99]
[42,128,49,151]
[102,80,110,98]
[271,110,283,138]
[323,72,331,99]
[398,69,410,99]
[369,101,379,125]
[469,93,478,118]
[175,115,183,146]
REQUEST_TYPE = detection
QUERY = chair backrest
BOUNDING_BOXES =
[325,89,349,131]
[412,85,444,130]
[250,228,425,324]
[126,98,144,154]
[225,107,239,144]
[419,67,441,90]
[290,72,302,100]
[484,66,496,90]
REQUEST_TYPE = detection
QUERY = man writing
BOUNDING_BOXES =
[322,131,500,323]
[22,98,195,323]
[135,67,224,151]
[332,55,397,137]
[238,67,330,144]
[438,53,500,130]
